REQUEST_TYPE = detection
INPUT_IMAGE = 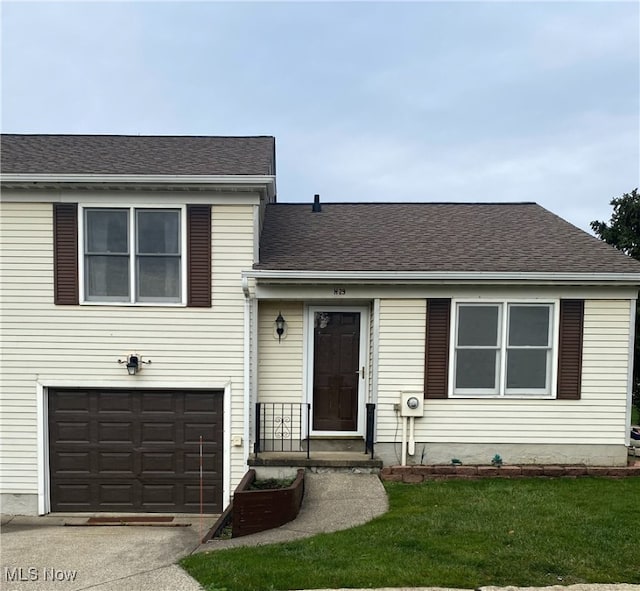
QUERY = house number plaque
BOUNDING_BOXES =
[333,288,346,296]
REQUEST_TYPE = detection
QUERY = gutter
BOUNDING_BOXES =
[1,173,276,184]
[242,270,640,285]
[1,173,277,199]
[242,276,252,473]
[241,275,251,298]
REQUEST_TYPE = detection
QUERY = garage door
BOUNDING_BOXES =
[48,389,223,513]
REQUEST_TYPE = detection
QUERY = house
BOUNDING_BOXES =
[1,134,639,517]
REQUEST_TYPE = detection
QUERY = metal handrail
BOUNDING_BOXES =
[365,403,376,459]
[254,402,311,459]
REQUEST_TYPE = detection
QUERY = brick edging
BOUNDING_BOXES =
[380,464,640,483]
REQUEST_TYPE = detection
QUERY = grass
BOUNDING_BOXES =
[181,477,640,591]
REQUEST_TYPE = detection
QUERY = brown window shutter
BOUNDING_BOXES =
[424,298,451,399]
[53,203,79,305]
[557,299,584,400]
[187,205,212,307]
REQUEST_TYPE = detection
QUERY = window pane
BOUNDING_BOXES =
[137,257,180,300]
[85,256,129,299]
[137,210,180,254]
[86,210,128,253]
[506,349,548,389]
[509,306,550,346]
[457,305,499,346]
[455,349,498,389]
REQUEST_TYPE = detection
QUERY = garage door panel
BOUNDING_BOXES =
[184,422,219,443]
[49,389,223,513]
[52,484,92,509]
[56,452,91,474]
[51,391,91,413]
[98,452,135,473]
[142,484,178,506]
[100,483,136,507]
[98,422,134,444]
[184,452,218,474]
[98,391,134,413]
[141,422,176,443]
[141,452,176,474]
[141,393,177,413]
[54,422,90,443]
[184,393,216,413]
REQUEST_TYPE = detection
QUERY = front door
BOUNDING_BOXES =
[311,310,364,432]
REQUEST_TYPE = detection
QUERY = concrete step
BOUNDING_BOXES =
[303,437,366,452]
[248,451,382,473]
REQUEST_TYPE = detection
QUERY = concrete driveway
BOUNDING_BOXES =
[1,514,214,591]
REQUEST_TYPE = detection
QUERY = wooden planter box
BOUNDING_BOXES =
[232,468,305,538]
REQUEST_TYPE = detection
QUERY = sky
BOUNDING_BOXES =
[2,1,639,233]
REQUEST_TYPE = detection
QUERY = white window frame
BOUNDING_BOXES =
[449,298,559,399]
[79,204,187,306]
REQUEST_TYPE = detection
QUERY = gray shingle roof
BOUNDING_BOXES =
[1,134,275,176]
[256,202,640,274]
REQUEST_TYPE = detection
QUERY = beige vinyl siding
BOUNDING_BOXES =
[0,202,254,495]
[257,301,304,404]
[375,298,631,445]
[376,300,427,440]
[580,299,630,440]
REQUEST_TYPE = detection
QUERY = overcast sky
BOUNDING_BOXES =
[2,1,639,233]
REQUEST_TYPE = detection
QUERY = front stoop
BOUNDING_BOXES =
[248,451,382,472]
[302,437,366,452]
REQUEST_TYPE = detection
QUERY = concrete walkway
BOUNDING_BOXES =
[0,513,214,590]
[195,471,388,552]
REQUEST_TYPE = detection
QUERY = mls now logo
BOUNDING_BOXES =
[4,567,38,582]
[4,567,78,582]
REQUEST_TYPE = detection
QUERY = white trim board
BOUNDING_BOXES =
[253,284,639,301]
[244,270,640,285]
[1,189,266,205]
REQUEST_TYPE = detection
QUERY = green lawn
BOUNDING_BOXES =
[181,478,640,591]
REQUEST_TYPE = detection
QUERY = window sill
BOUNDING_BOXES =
[80,301,187,307]
[450,394,556,400]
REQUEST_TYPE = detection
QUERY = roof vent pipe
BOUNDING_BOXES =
[312,194,321,213]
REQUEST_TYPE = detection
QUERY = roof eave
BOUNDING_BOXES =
[0,173,276,199]
[243,269,640,286]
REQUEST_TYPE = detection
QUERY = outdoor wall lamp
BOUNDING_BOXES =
[275,312,286,342]
[118,354,151,375]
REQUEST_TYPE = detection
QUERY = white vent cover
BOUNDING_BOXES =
[400,392,424,417]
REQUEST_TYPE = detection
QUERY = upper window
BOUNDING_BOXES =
[83,207,183,304]
[452,302,554,397]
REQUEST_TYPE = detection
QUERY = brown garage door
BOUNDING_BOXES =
[49,388,223,513]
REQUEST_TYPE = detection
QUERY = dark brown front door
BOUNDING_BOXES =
[312,311,360,431]
[48,388,223,513]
